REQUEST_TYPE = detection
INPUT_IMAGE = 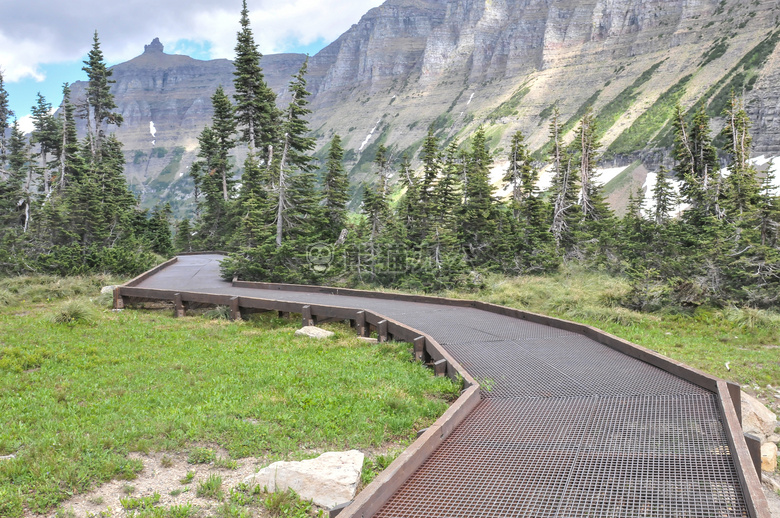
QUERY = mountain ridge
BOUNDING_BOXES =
[64,0,780,216]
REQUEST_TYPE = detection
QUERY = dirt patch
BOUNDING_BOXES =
[31,450,274,518]
[28,444,407,518]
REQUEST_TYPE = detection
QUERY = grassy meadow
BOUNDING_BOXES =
[0,277,458,517]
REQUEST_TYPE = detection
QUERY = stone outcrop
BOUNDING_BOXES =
[245,450,364,508]
[742,391,778,439]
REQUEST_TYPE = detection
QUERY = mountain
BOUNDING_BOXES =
[68,0,780,216]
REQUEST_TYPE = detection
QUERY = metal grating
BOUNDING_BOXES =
[443,338,708,399]
[374,396,749,518]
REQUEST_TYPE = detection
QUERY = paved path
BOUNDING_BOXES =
[138,254,750,517]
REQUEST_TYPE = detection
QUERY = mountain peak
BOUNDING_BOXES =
[144,38,164,54]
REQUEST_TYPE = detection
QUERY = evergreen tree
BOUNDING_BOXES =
[672,105,719,219]
[576,108,608,221]
[81,31,123,157]
[31,93,61,196]
[504,130,536,219]
[174,218,194,253]
[652,166,676,225]
[56,83,83,192]
[233,0,278,153]
[274,59,315,247]
[721,93,761,219]
[459,126,498,267]
[548,108,578,248]
[0,71,11,170]
[322,134,349,241]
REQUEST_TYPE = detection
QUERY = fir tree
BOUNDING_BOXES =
[57,83,83,192]
[274,59,315,247]
[31,93,61,196]
[322,134,349,241]
[504,130,536,219]
[459,126,498,267]
[652,166,676,225]
[233,0,278,153]
[81,31,123,157]
[548,108,577,248]
[721,93,761,219]
[672,105,719,219]
[0,71,12,170]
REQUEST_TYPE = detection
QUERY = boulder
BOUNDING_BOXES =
[294,326,335,339]
[762,442,777,472]
[100,285,118,295]
[741,391,777,439]
[245,450,364,509]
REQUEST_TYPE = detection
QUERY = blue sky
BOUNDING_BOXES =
[0,0,383,130]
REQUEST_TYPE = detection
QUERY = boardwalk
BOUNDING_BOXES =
[129,254,762,518]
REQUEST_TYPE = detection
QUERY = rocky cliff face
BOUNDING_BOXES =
[73,0,780,215]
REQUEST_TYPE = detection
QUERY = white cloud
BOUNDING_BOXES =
[0,0,383,83]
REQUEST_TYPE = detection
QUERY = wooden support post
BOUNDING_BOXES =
[433,359,448,377]
[302,305,316,327]
[727,381,742,424]
[113,288,125,310]
[377,320,388,343]
[354,311,367,337]
[413,336,425,362]
[173,293,185,318]
[229,297,241,321]
[744,433,762,482]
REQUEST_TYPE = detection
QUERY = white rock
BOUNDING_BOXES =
[245,450,364,508]
[100,285,117,295]
[741,391,778,439]
[0,454,15,460]
[357,337,379,344]
[294,326,335,339]
[762,442,777,472]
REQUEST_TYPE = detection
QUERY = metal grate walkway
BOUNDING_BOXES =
[135,254,752,517]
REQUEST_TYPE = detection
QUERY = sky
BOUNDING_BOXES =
[0,0,384,131]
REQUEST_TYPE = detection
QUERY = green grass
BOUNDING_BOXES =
[593,61,664,142]
[487,86,530,122]
[608,74,692,155]
[446,266,780,389]
[0,286,457,517]
[196,474,224,500]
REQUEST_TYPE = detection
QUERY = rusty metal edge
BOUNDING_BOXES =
[716,381,772,518]
[338,386,481,518]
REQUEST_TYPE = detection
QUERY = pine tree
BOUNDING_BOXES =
[57,83,83,192]
[81,31,123,157]
[0,122,30,231]
[672,105,719,219]
[31,93,61,197]
[504,130,536,219]
[548,108,578,248]
[233,0,278,153]
[721,93,761,220]
[652,166,675,225]
[274,59,315,247]
[459,126,498,267]
[322,134,349,241]
[0,71,12,171]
